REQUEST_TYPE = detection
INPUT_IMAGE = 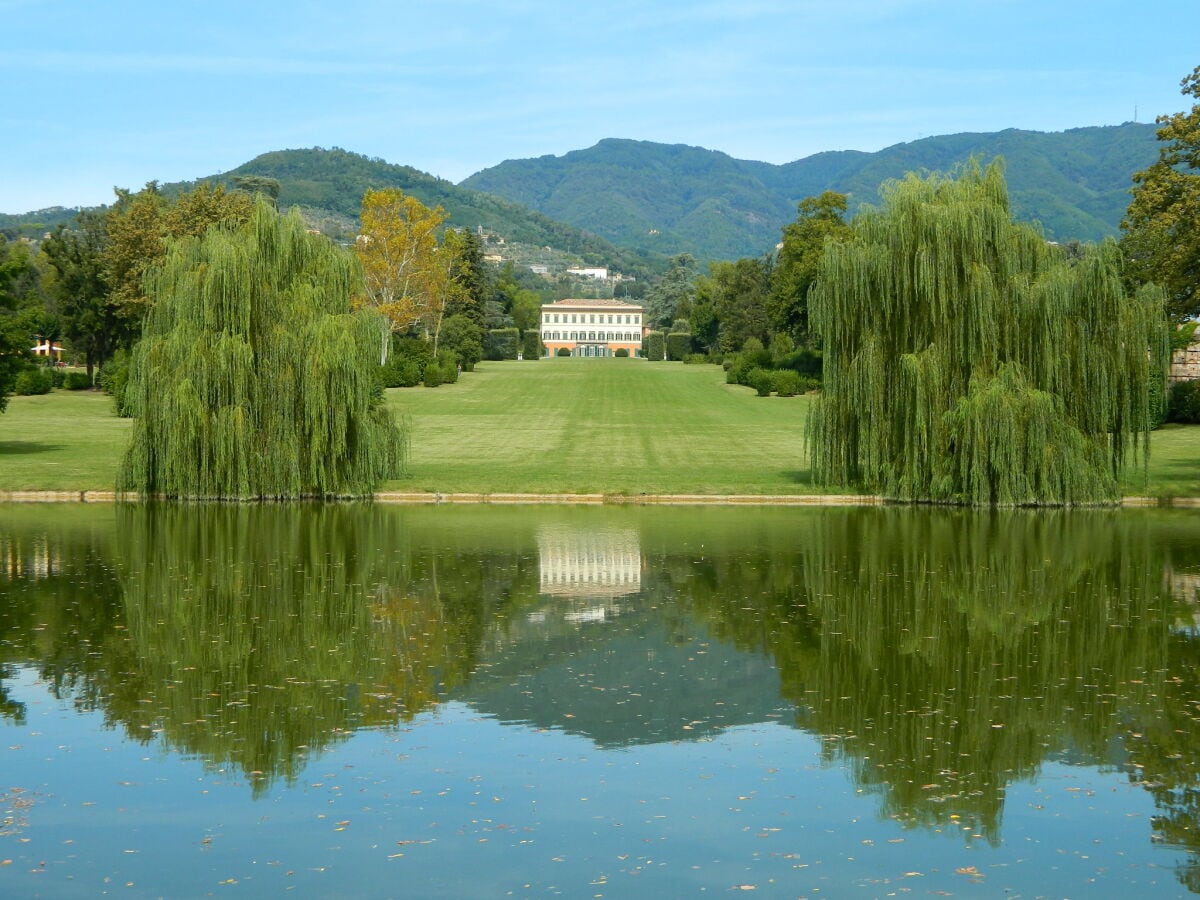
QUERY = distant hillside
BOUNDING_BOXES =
[0,206,85,241]
[176,148,657,276]
[0,148,660,279]
[461,124,1160,259]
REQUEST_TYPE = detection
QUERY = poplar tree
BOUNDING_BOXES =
[809,161,1166,506]
[117,202,406,499]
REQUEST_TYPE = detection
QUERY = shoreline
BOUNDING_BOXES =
[0,490,1198,508]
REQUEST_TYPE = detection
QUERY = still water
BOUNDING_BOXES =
[1,502,1199,898]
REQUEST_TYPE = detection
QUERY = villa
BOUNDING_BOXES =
[540,298,645,358]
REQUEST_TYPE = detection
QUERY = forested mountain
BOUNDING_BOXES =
[462,124,1160,259]
[179,148,657,276]
[0,148,658,278]
[2,124,1160,266]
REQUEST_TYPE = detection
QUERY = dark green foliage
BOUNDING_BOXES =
[556,347,571,357]
[1121,66,1200,320]
[777,348,823,378]
[1168,380,1200,423]
[810,161,1167,506]
[98,350,132,416]
[0,319,24,412]
[380,355,422,388]
[64,371,93,390]
[423,350,460,387]
[14,367,54,395]
[521,330,542,360]
[770,192,851,344]
[643,331,665,361]
[41,211,123,380]
[440,314,483,370]
[485,328,520,361]
[614,347,629,358]
[461,126,1160,259]
[118,203,407,499]
[666,332,693,360]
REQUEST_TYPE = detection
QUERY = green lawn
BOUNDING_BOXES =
[1,359,1197,498]
[0,390,132,491]
[386,359,817,495]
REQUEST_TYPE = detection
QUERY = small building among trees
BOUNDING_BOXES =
[540,298,645,357]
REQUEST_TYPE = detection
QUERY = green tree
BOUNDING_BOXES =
[770,192,851,345]
[0,238,35,411]
[442,228,488,327]
[103,182,167,327]
[42,211,124,380]
[117,202,406,499]
[510,289,543,335]
[101,181,257,348]
[810,161,1166,506]
[231,175,281,202]
[643,253,697,329]
[439,314,484,369]
[701,256,772,353]
[1122,65,1200,320]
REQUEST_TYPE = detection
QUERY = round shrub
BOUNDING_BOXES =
[745,367,773,397]
[556,347,571,357]
[1168,379,1200,424]
[15,368,54,395]
[615,347,629,358]
[64,371,93,390]
[772,369,803,397]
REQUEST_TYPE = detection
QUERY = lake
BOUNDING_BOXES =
[1,502,1199,897]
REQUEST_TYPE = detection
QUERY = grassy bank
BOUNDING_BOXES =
[0,359,1197,498]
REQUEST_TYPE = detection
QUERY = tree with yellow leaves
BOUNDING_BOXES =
[354,188,463,363]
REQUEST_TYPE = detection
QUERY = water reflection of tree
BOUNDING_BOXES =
[106,504,487,793]
[670,509,1174,847]
[0,506,125,725]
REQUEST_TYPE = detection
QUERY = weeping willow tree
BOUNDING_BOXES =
[117,202,406,499]
[810,160,1167,505]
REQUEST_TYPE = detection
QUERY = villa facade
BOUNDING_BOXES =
[540,298,645,358]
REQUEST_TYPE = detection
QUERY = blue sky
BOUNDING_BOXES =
[2,0,1196,213]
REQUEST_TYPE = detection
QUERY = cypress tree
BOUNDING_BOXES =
[118,203,407,499]
[810,161,1166,506]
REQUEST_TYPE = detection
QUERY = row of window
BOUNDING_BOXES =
[542,331,641,343]
[544,312,641,325]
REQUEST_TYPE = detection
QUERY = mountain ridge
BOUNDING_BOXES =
[461,123,1160,258]
[2,123,1162,265]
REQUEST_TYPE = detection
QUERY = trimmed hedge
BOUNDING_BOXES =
[614,347,629,358]
[666,332,693,361]
[643,331,665,361]
[64,371,93,390]
[486,328,520,361]
[521,330,542,361]
[556,347,571,357]
[1168,379,1200,424]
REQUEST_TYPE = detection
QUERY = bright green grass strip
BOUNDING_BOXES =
[384,359,820,495]
[0,390,132,491]
[1,360,1198,498]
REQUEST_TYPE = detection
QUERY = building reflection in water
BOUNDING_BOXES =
[536,525,642,603]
